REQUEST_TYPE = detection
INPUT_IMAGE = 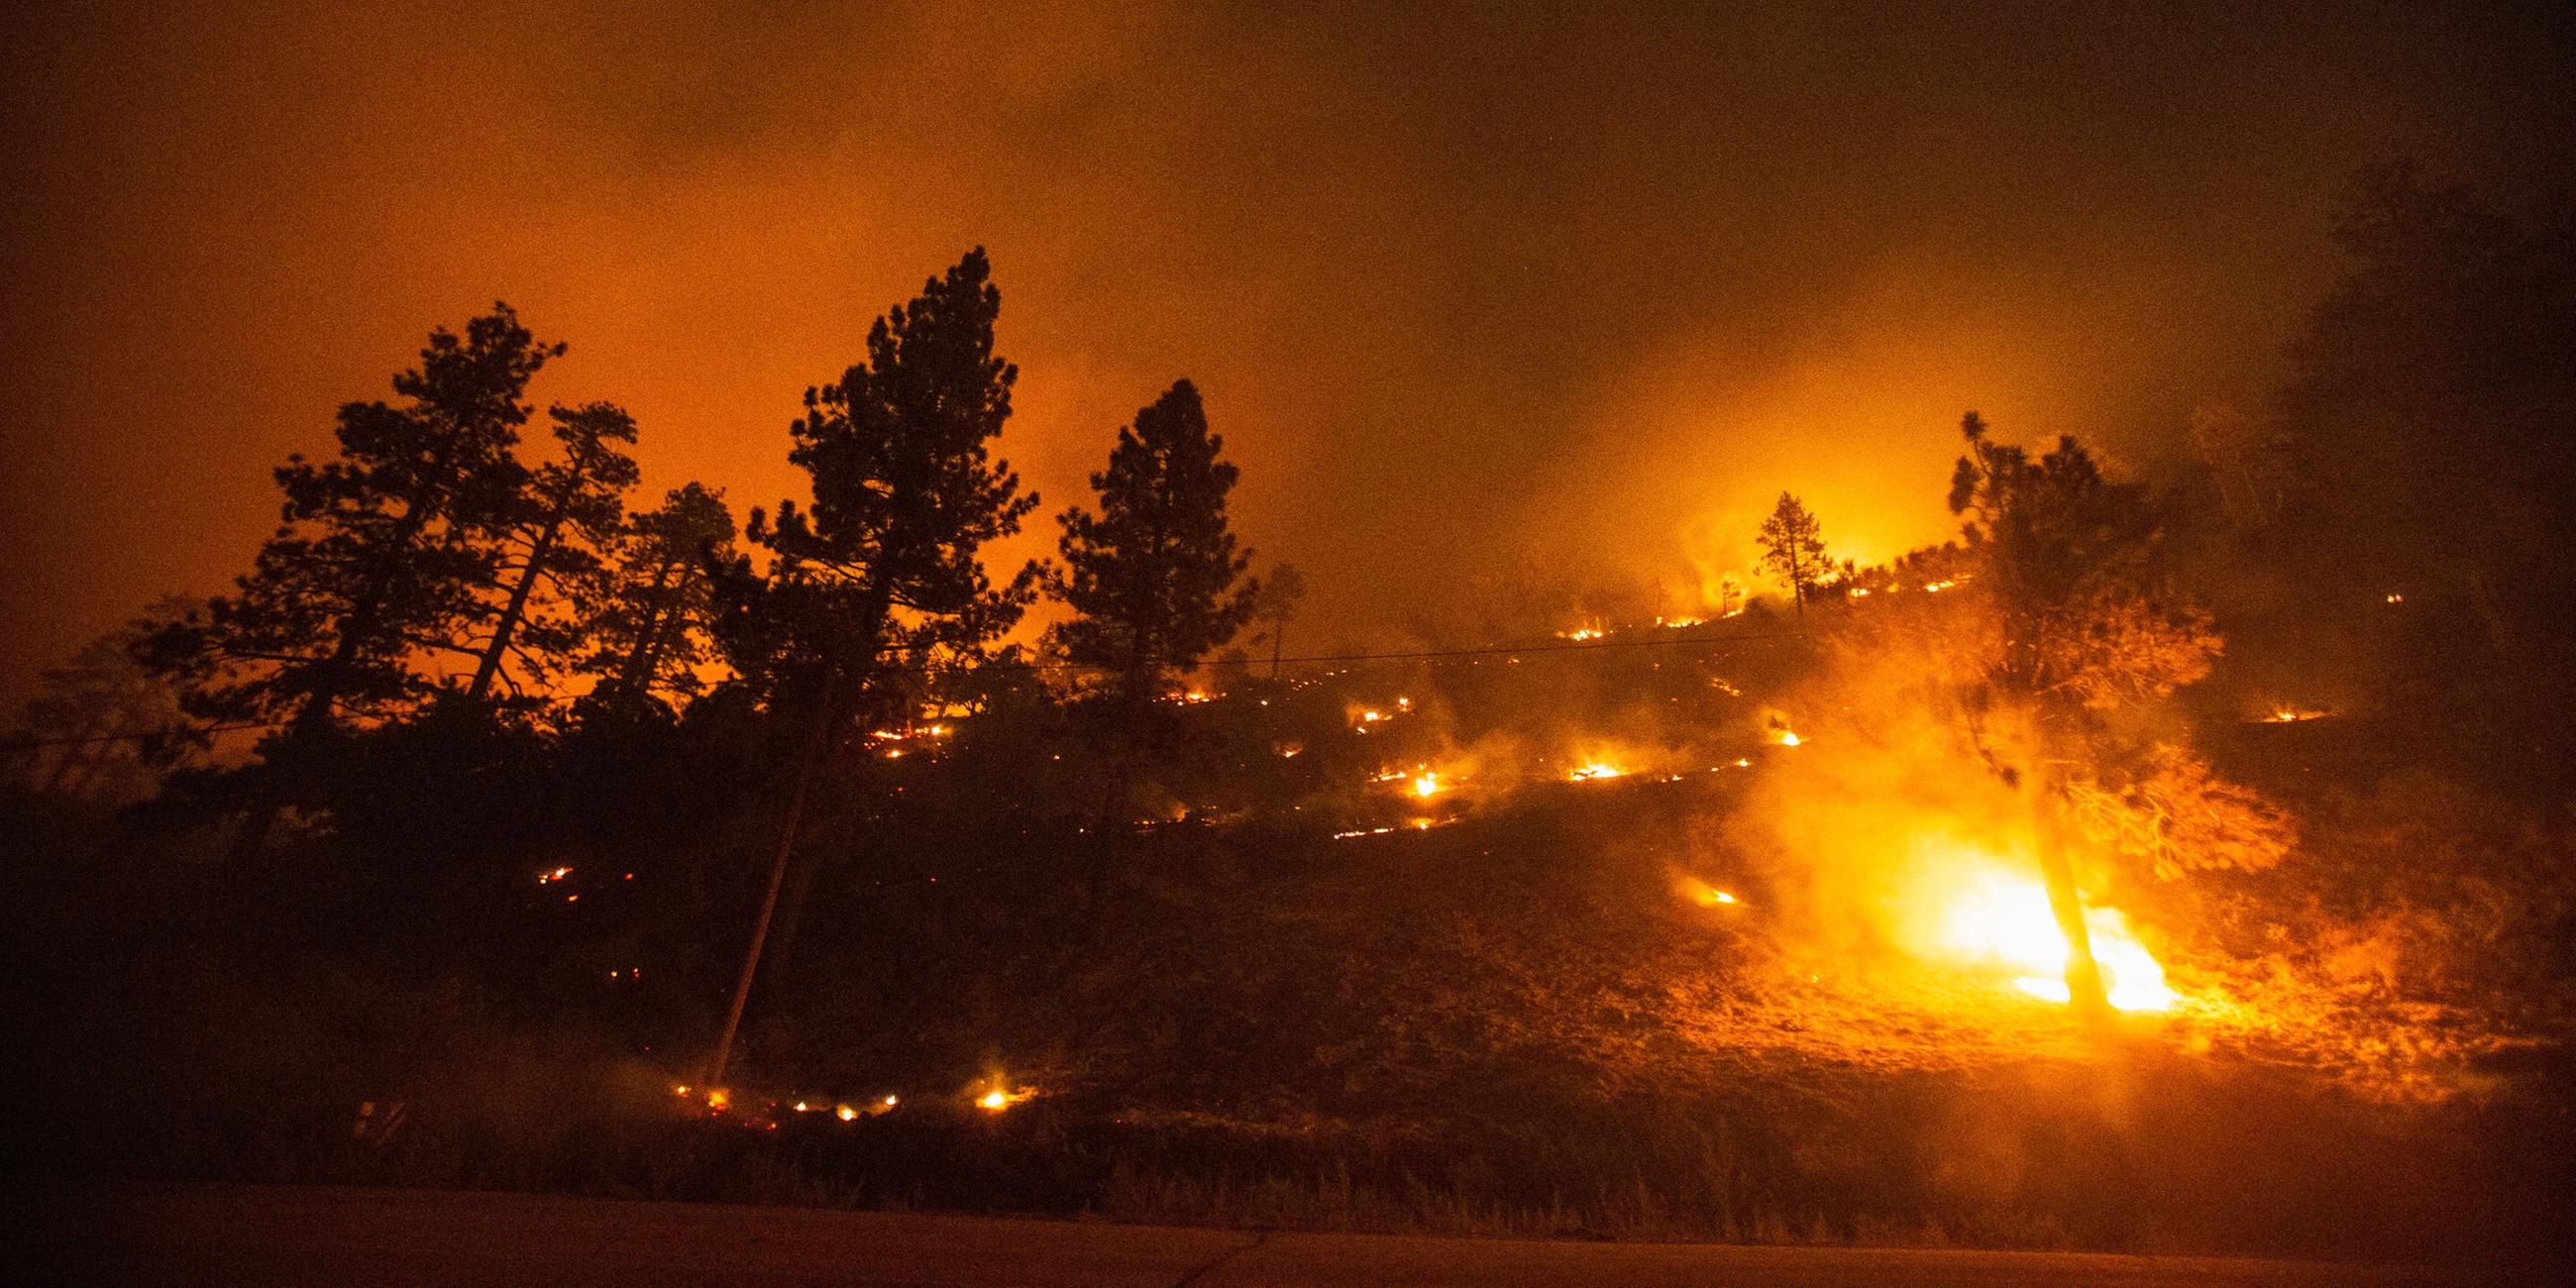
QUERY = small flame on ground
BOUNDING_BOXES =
[977,1083,1033,1112]
[1568,762,1625,782]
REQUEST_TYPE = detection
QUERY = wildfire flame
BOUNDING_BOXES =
[1925,862,2177,1012]
[977,1083,1033,1112]
[1567,762,1625,782]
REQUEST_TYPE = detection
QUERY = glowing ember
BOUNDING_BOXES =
[2265,705,2329,723]
[705,1089,730,1110]
[2384,592,2404,603]
[1561,627,1606,641]
[1928,864,2176,1012]
[835,1104,857,1121]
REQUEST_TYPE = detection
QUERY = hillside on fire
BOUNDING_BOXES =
[7,164,2574,1273]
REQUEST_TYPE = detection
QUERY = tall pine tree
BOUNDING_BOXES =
[1756,491,1830,617]
[703,249,1041,1086]
[143,305,560,857]
[1050,379,1258,700]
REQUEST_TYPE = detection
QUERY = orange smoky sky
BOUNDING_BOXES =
[2,2,2567,704]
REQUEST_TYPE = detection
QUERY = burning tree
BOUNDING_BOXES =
[1943,412,2247,1016]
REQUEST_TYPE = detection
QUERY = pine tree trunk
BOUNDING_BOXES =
[611,560,680,700]
[618,564,700,705]
[468,521,564,701]
[703,581,893,1087]
[705,664,843,1090]
[2033,757,2109,1020]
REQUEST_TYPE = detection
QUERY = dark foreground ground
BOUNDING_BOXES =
[5,1184,2496,1287]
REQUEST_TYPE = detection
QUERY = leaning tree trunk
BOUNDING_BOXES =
[704,664,844,1090]
[703,582,893,1089]
[468,521,564,701]
[2032,755,2110,1019]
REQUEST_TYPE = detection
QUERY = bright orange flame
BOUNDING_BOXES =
[1412,771,1443,798]
[835,1104,857,1121]
[977,1082,1033,1112]
[1567,762,1625,782]
[1925,861,2176,1012]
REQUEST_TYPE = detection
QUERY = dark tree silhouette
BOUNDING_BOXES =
[1049,379,1258,700]
[141,305,561,858]
[1756,492,1830,617]
[2278,163,2576,659]
[706,248,1041,1085]
[466,401,641,702]
[577,483,736,713]
[1250,562,1306,680]
[9,597,208,803]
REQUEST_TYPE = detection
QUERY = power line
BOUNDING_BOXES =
[0,627,1806,754]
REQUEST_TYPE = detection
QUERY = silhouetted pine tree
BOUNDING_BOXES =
[141,305,560,858]
[701,249,1041,1085]
[1050,379,1258,700]
[1756,492,1830,618]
